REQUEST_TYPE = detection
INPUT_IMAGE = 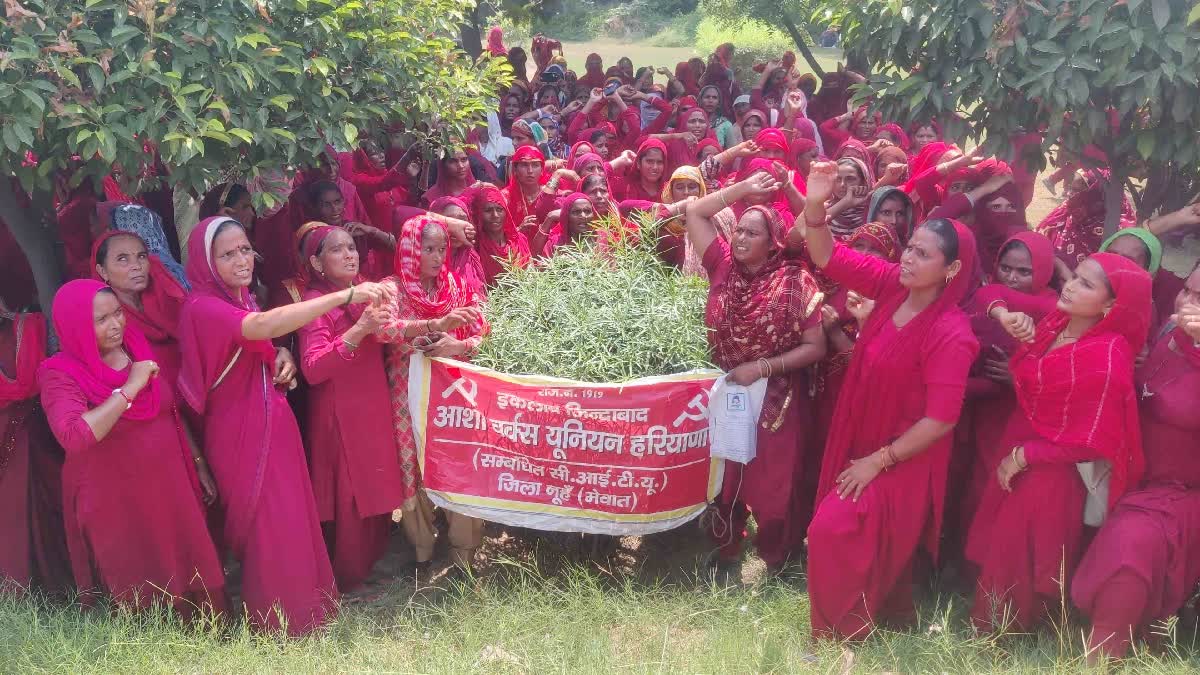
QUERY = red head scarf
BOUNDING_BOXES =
[565,141,596,167]
[89,230,187,344]
[996,230,1056,292]
[834,138,872,165]
[818,220,980,505]
[874,145,909,176]
[876,123,911,152]
[695,137,722,162]
[909,118,943,142]
[1010,252,1151,509]
[790,138,819,166]
[40,279,161,420]
[754,128,790,157]
[578,53,606,88]
[392,215,488,340]
[706,204,823,428]
[909,141,954,179]
[738,109,768,136]
[0,312,46,405]
[675,61,702,96]
[486,26,507,57]
[626,138,669,189]
[572,152,605,175]
[176,217,277,415]
[297,224,369,325]
[846,222,901,262]
[1034,169,1136,268]
[473,185,530,286]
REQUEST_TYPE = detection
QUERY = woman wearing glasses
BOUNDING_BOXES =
[176,216,386,635]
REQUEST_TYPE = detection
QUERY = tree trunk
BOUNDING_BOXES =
[460,5,483,59]
[0,181,64,318]
[779,15,827,79]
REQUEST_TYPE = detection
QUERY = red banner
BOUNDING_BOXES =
[408,356,724,534]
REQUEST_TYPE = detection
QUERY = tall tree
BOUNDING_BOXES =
[840,0,1200,231]
[0,0,510,314]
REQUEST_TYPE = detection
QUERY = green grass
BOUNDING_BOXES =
[4,524,1200,673]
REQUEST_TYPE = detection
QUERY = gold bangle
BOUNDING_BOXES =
[344,285,355,306]
[1012,446,1026,469]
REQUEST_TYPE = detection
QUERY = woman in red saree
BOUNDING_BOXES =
[0,309,71,595]
[503,145,560,241]
[373,215,490,573]
[577,53,606,89]
[798,161,980,640]
[473,185,531,288]
[967,253,1151,633]
[1071,262,1200,660]
[610,138,670,203]
[428,196,487,297]
[176,216,386,634]
[39,280,226,617]
[806,222,901,533]
[297,226,405,590]
[1034,169,1137,268]
[948,231,1058,563]
[686,174,828,573]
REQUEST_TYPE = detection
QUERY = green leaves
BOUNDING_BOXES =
[0,0,507,204]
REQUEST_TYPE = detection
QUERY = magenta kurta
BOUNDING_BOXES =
[39,368,225,615]
[807,232,979,640]
[1071,327,1200,657]
[177,216,337,636]
[299,290,405,591]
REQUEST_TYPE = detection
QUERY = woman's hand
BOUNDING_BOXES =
[1175,303,1200,342]
[562,100,583,116]
[433,307,480,334]
[345,281,387,306]
[996,309,1036,343]
[997,447,1027,492]
[726,362,764,386]
[806,161,838,204]
[741,171,782,200]
[354,303,389,334]
[819,304,840,331]
[982,345,1012,385]
[845,290,875,324]
[552,168,580,182]
[656,66,672,77]
[124,360,160,396]
[836,454,884,501]
[196,459,219,506]
[440,216,475,246]
[880,163,908,185]
[733,140,760,158]
[273,347,297,386]
[840,185,870,207]
[422,335,468,358]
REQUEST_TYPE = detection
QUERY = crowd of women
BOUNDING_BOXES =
[3,30,1200,659]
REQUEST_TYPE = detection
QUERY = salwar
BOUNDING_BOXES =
[323,449,391,591]
[807,458,934,639]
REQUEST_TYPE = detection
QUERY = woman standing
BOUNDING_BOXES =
[297,226,405,590]
[0,308,71,595]
[967,253,1151,633]
[686,174,827,573]
[39,280,226,616]
[373,215,490,574]
[1071,262,1200,660]
[472,185,531,288]
[176,216,385,635]
[798,161,980,640]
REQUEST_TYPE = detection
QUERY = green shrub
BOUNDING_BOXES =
[646,10,703,48]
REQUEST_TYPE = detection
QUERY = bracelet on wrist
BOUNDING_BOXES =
[1011,446,1026,469]
[344,284,355,307]
[342,337,360,351]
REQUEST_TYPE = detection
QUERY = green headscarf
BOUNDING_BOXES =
[1099,227,1162,276]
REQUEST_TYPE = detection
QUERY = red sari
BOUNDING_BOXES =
[967,253,1151,632]
[703,207,824,568]
[1071,324,1200,658]
[0,313,71,595]
[38,280,225,616]
[1034,169,1136,268]
[177,217,337,635]
[502,146,557,241]
[951,232,1058,556]
[473,185,531,287]
[297,226,405,591]
[807,221,980,640]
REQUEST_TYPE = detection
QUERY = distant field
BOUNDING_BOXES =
[558,40,844,85]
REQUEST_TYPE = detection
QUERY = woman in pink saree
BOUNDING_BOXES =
[176,216,386,635]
